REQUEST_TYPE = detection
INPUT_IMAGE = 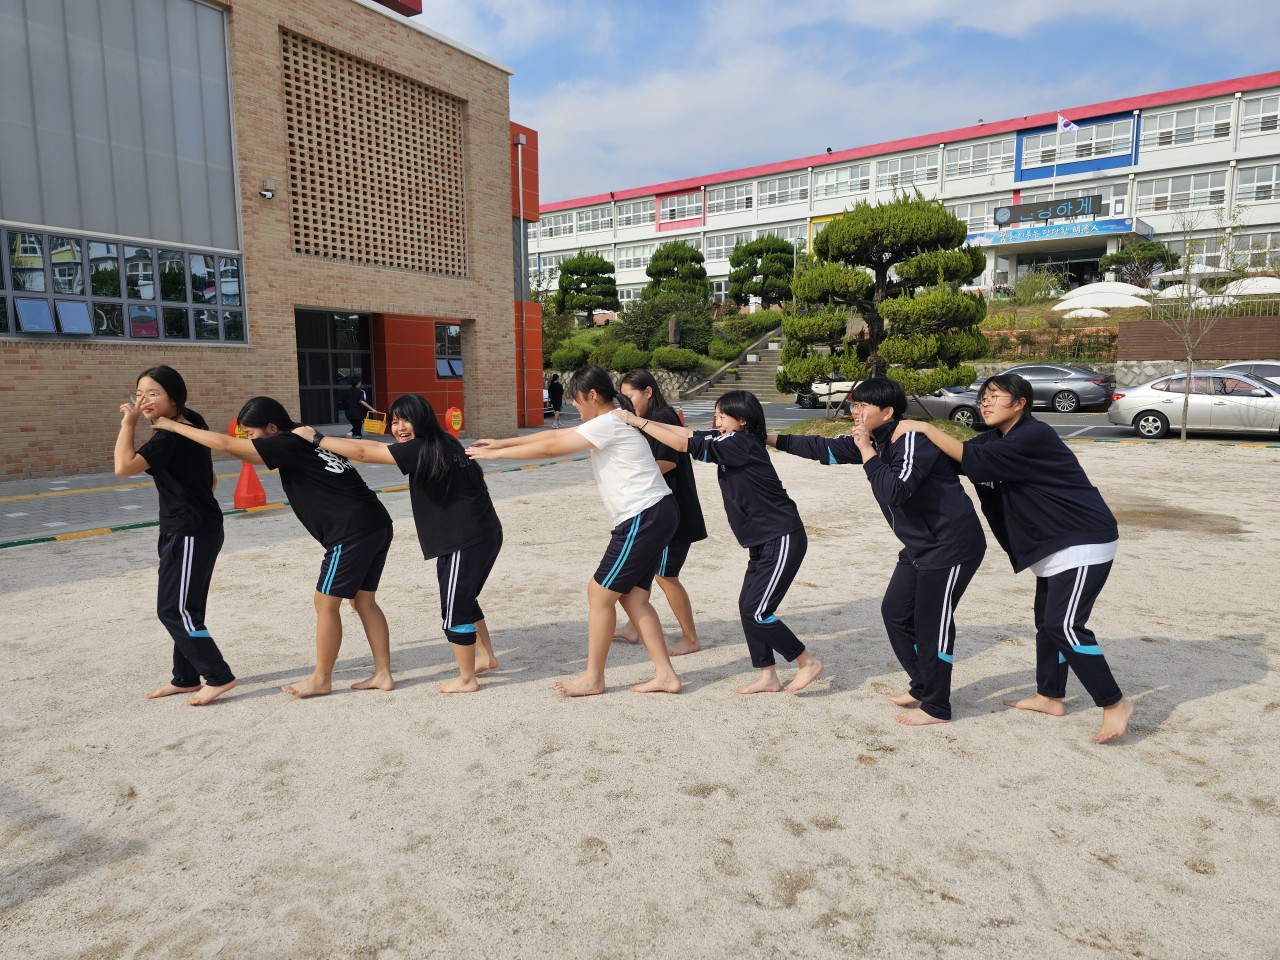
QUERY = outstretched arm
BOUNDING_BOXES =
[611,408,693,451]
[153,417,265,465]
[894,420,963,464]
[293,426,396,465]
[114,401,151,477]
[467,427,593,461]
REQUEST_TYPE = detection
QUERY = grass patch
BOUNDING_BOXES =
[779,418,978,441]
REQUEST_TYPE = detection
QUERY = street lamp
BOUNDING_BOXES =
[791,236,806,309]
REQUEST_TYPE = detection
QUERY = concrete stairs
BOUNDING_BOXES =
[683,345,794,403]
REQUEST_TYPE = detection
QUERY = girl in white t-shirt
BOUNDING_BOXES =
[468,366,680,698]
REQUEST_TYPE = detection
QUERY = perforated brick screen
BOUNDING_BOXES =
[280,30,468,276]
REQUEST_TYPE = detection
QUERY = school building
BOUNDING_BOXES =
[529,72,1280,306]
[0,0,543,480]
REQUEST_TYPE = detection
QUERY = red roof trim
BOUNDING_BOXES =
[540,71,1280,213]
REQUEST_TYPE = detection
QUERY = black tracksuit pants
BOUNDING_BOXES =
[1034,561,1123,707]
[437,532,503,645]
[156,530,234,687]
[739,529,807,668]
[882,557,980,721]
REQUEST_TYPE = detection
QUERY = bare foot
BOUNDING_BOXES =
[474,654,499,673]
[1093,698,1134,743]
[1002,694,1065,716]
[351,672,395,691]
[887,692,921,707]
[630,674,681,694]
[667,637,702,656]
[554,674,606,698]
[785,659,824,692]
[612,628,641,645]
[895,711,948,726]
[281,677,332,699]
[187,679,237,706]
[438,676,481,694]
[736,676,783,695]
[145,683,202,700]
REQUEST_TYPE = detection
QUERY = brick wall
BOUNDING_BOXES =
[0,0,519,478]
[1116,317,1280,361]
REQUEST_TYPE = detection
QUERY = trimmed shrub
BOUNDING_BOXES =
[651,346,702,371]
[549,342,590,370]
[611,344,651,371]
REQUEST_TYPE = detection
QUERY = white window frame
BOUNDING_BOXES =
[1241,94,1280,136]
[1021,120,1133,169]
[757,174,808,206]
[944,140,1014,178]
[1136,170,1227,213]
[705,183,753,215]
[576,207,613,234]
[659,192,703,222]
[946,198,1012,232]
[1017,184,1127,219]
[813,162,870,199]
[539,213,574,239]
[614,243,656,270]
[1140,103,1232,149]
[705,231,753,261]
[876,152,940,189]
[1231,231,1279,269]
[758,223,806,244]
[615,199,655,228]
[1236,163,1279,203]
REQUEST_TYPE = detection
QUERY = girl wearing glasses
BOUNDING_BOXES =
[896,373,1133,743]
[114,365,236,706]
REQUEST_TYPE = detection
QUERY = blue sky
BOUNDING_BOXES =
[413,1,1278,204]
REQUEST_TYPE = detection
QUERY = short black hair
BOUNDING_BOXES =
[978,373,1033,409]
[715,390,767,441]
[849,377,907,418]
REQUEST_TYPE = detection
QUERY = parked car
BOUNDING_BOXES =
[795,375,858,410]
[1215,361,1280,385]
[1107,371,1280,438]
[905,386,985,428]
[971,363,1115,413]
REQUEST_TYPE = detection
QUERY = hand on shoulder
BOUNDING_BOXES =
[292,425,316,441]
[151,416,175,432]
[892,420,927,442]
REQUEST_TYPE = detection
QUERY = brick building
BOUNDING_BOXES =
[0,0,541,479]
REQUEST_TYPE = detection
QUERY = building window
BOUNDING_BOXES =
[758,223,806,244]
[1232,231,1279,269]
[1241,95,1280,136]
[1136,171,1227,213]
[528,251,573,281]
[1165,235,1223,269]
[1022,120,1133,169]
[616,199,655,228]
[757,174,808,206]
[577,207,613,233]
[946,198,1013,231]
[706,183,753,215]
[659,192,703,222]
[944,140,1015,177]
[876,152,940,189]
[813,162,871,200]
[705,231,752,261]
[614,243,656,270]
[711,279,728,305]
[1140,103,1231,148]
[2,228,246,342]
[1236,163,1279,203]
[435,323,462,378]
[617,285,643,305]
[540,213,574,239]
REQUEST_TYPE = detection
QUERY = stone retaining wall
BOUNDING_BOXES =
[544,369,704,400]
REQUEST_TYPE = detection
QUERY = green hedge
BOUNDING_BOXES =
[651,346,703,371]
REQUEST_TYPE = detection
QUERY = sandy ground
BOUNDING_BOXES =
[2,440,1279,960]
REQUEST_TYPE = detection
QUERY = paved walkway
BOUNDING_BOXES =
[0,421,585,548]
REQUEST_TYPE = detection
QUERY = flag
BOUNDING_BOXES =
[1057,113,1079,132]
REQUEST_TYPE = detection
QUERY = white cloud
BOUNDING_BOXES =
[411,0,609,58]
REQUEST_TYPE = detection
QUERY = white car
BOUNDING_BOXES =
[1107,371,1280,438]
[795,376,858,409]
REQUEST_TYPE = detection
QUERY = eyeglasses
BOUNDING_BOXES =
[131,390,165,403]
[979,394,1010,407]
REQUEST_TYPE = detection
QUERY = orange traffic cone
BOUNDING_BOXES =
[676,405,685,425]
[234,460,267,508]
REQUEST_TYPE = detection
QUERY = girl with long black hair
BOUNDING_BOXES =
[153,396,394,699]
[613,390,824,694]
[467,365,681,698]
[293,394,503,693]
[115,365,236,706]
[614,369,707,655]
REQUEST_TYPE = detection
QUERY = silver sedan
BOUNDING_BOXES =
[906,386,983,428]
[1107,371,1280,438]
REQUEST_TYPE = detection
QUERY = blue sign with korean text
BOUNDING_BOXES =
[968,218,1153,247]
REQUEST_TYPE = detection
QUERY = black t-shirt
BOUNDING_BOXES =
[548,381,564,407]
[345,386,366,416]
[138,428,223,535]
[253,433,391,548]
[687,430,803,547]
[389,438,503,559]
[643,406,707,544]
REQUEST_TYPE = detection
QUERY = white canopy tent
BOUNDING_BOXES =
[1222,276,1280,296]
[1154,283,1207,300]
[1052,292,1151,311]
[1155,259,1233,281]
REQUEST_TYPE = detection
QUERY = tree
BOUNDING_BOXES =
[553,251,619,327]
[812,192,981,357]
[615,290,713,355]
[1098,239,1180,287]
[791,261,872,310]
[1152,205,1248,440]
[645,240,711,300]
[727,235,795,308]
